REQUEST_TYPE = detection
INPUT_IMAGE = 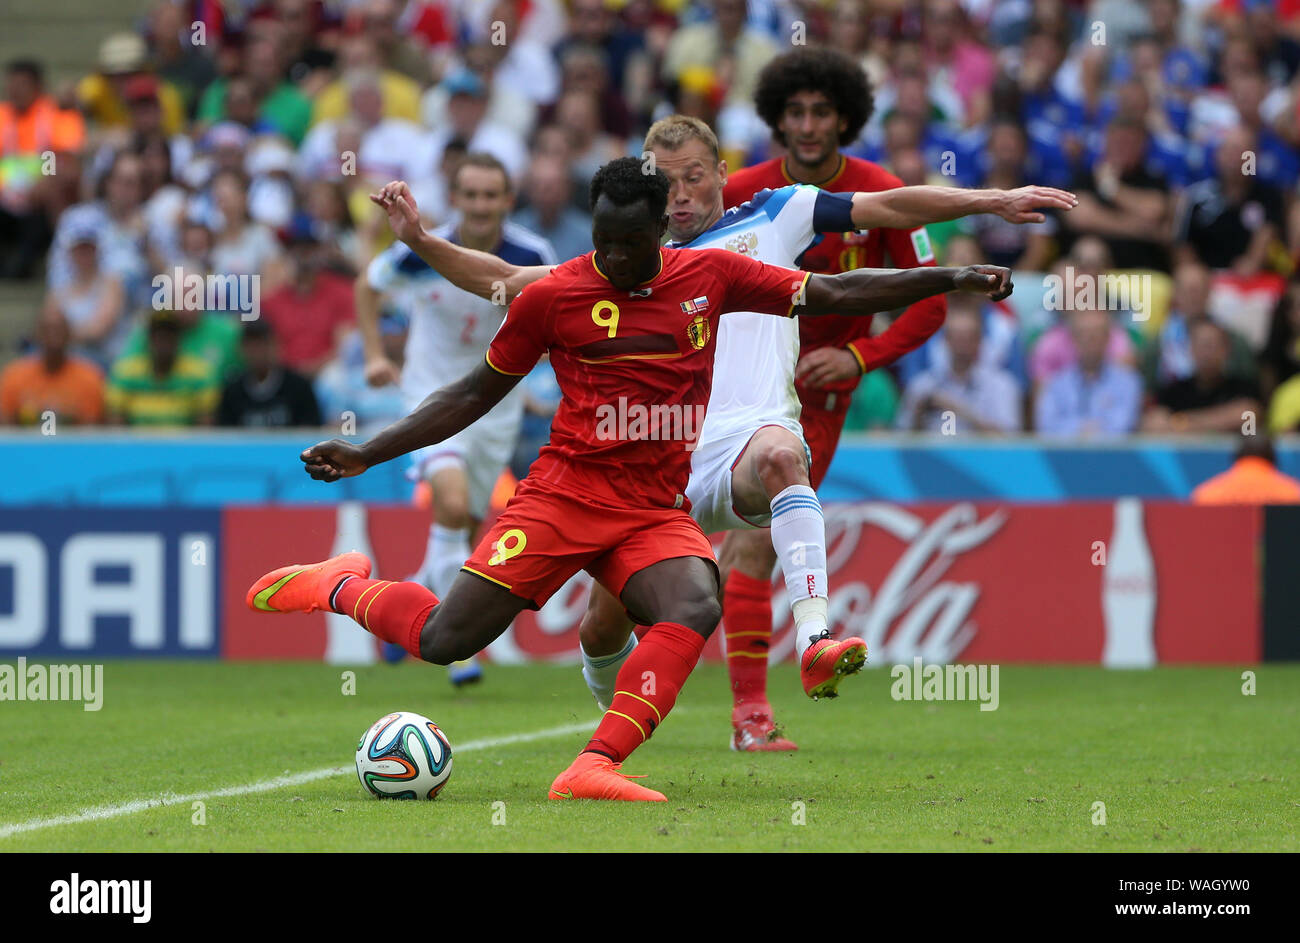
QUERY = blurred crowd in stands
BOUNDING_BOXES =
[1,0,1299,443]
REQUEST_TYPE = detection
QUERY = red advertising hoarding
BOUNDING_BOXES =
[221,501,1260,664]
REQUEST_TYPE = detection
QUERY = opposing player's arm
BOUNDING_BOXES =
[302,268,556,481]
[849,185,1078,230]
[370,180,554,302]
[302,266,559,481]
[797,265,1013,318]
[407,228,554,302]
[354,273,382,359]
[354,274,401,387]
[301,361,522,482]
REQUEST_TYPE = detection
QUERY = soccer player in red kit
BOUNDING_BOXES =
[246,157,1014,801]
[714,49,952,742]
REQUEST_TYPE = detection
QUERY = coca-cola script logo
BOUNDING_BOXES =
[769,502,1007,665]
[498,502,1006,665]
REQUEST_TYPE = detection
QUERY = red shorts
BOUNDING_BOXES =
[461,480,716,608]
[800,399,851,489]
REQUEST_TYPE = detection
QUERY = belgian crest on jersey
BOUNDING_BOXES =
[685,312,710,350]
[725,232,758,255]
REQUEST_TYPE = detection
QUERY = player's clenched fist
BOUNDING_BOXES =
[301,440,369,482]
[954,265,1013,301]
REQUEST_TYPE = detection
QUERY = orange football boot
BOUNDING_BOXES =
[731,705,798,751]
[548,752,667,802]
[800,629,868,700]
[246,551,372,614]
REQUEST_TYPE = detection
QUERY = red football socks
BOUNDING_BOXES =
[584,621,706,762]
[332,577,437,659]
[723,569,773,710]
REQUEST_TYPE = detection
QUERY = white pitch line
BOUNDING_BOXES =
[0,719,595,840]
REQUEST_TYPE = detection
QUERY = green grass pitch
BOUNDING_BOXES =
[1,661,1296,852]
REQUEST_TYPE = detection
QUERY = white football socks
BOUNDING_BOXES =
[418,523,471,596]
[769,484,829,660]
[580,633,638,712]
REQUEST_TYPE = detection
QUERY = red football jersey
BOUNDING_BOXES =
[723,156,947,408]
[487,247,809,510]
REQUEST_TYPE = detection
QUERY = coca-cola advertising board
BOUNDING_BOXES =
[219,500,1261,664]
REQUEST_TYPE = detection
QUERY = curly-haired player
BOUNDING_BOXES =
[715,48,954,748]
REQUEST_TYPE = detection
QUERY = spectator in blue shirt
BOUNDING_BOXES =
[1085,78,1197,187]
[510,156,592,262]
[1143,261,1257,390]
[1036,306,1143,438]
[956,119,1058,270]
[898,236,1028,389]
[1222,69,1299,191]
[854,76,967,183]
[1119,0,1209,113]
[553,0,648,106]
[897,305,1022,435]
[1017,29,1086,188]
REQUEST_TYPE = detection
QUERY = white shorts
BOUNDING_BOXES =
[405,386,524,520]
[684,418,808,535]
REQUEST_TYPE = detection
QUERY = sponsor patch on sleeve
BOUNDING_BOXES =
[910,227,935,263]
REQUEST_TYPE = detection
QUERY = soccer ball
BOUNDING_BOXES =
[355,711,453,799]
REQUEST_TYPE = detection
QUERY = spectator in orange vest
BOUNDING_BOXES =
[0,59,85,278]
[1191,435,1300,505]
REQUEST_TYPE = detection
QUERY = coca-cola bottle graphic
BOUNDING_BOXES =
[1101,498,1157,668]
[324,501,378,665]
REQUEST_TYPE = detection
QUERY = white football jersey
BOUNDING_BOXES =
[366,222,557,405]
[670,184,827,440]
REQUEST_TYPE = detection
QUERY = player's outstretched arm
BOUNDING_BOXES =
[369,181,553,302]
[300,361,521,482]
[850,185,1078,230]
[798,265,1013,317]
